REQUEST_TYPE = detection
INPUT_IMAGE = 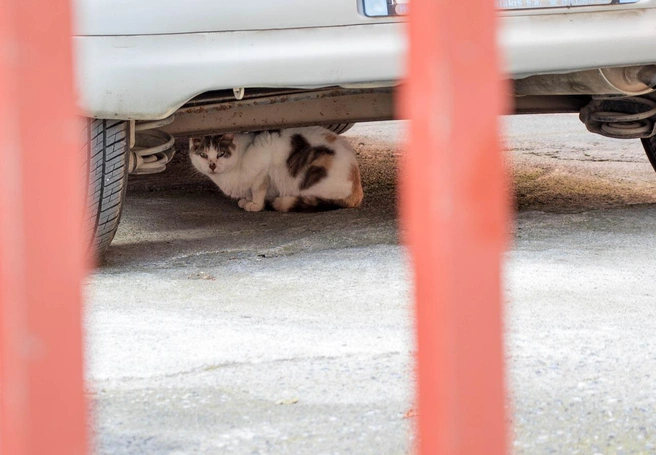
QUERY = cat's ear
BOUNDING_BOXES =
[220,133,234,144]
[189,137,203,151]
[220,134,237,151]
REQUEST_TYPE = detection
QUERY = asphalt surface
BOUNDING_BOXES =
[88,116,656,454]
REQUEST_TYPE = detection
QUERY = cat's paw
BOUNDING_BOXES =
[238,198,249,208]
[255,131,273,147]
[243,201,264,212]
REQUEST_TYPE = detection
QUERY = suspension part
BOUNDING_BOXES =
[128,115,176,174]
[579,96,656,139]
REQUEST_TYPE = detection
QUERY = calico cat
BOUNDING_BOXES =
[189,127,363,212]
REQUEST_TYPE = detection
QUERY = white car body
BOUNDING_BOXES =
[74,0,656,120]
[72,0,656,256]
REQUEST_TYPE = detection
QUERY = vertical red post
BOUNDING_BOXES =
[401,1,508,454]
[0,0,88,453]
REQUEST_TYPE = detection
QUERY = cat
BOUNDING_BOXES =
[189,127,363,212]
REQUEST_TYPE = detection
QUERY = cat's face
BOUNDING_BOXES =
[189,134,237,175]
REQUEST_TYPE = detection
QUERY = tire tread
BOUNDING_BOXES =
[325,123,355,135]
[85,119,129,256]
[641,137,656,173]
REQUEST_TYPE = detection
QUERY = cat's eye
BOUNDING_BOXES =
[199,152,208,159]
[218,151,225,157]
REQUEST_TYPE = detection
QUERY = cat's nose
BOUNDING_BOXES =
[209,162,216,171]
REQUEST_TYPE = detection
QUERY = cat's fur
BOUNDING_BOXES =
[189,127,363,212]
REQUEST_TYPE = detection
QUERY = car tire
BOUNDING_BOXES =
[324,123,355,135]
[84,119,130,258]
[641,136,656,173]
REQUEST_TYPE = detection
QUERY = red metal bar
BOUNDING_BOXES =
[400,1,508,454]
[0,0,88,453]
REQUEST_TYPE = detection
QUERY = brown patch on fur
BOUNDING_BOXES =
[286,163,363,211]
[216,134,235,157]
[342,164,364,208]
[191,138,203,149]
[287,135,312,176]
[312,153,334,169]
[323,132,338,143]
[192,135,235,157]
[219,133,234,146]
[190,137,207,154]
[300,166,328,190]
[283,164,363,212]
[287,134,335,177]
[298,153,335,190]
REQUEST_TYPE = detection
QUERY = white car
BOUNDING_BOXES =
[75,0,656,255]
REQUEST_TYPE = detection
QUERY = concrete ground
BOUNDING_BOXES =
[87,115,656,454]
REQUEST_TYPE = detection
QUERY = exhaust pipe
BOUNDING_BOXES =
[515,65,656,96]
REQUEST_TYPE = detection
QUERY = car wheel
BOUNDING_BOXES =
[324,123,355,135]
[641,137,656,173]
[84,119,130,258]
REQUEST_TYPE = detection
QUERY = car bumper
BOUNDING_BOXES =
[75,8,656,120]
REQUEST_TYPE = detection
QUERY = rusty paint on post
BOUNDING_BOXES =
[0,0,88,454]
[400,0,509,454]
